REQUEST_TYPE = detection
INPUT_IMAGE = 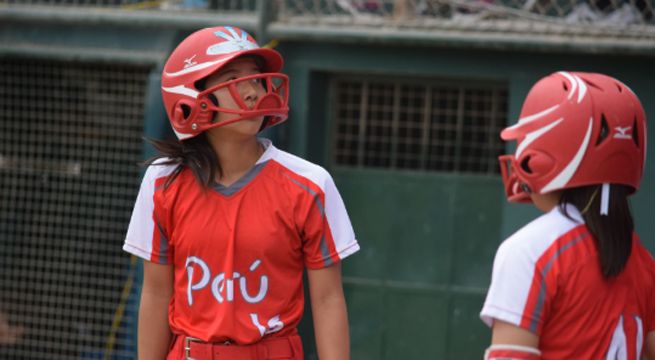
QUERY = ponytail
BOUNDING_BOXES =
[143,133,221,189]
[559,185,634,278]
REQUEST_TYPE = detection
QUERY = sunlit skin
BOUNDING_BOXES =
[204,57,266,138]
[529,190,563,213]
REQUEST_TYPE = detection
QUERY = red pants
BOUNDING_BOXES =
[166,333,304,360]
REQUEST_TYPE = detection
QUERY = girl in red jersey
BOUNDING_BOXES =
[123,26,359,360]
[481,72,654,360]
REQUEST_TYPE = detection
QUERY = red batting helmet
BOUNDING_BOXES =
[499,71,647,203]
[161,26,289,140]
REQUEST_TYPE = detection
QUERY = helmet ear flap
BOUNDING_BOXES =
[172,99,196,127]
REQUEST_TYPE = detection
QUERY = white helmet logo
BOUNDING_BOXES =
[207,26,258,55]
[614,126,632,140]
[184,55,197,69]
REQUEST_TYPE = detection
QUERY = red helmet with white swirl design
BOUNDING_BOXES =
[161,26,289,140]
[499,71,647,202]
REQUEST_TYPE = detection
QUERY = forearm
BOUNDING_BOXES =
[645,331,655,360]
[138,289,172,360]
[311,293,350,360]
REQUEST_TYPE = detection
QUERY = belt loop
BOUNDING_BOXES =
[253,339,266,360]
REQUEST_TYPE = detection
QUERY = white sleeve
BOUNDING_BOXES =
[323,173,360,261]
[480,239,539,330]
[123,163,175,262]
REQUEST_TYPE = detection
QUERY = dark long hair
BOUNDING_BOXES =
[143,133,221,189]
[559,184,634,278]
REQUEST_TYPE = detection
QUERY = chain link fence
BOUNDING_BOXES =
[0,58,149,359]
[277,0,655,41]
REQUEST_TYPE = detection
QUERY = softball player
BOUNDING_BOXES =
[123,26,359,359]
[480,72,654,359]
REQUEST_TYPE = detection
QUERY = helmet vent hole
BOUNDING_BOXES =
[615,82,623,93]
[582,78,602,90]
[181,104,192,119]
[194,78,207,91]
[562,81,568,91]
[632,117,639,147]
[596,114,609,145]
[520,156,532,174]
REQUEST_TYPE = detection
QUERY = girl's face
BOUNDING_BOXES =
[204,57,266,137]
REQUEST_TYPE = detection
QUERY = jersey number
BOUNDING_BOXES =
[606,314,643,360]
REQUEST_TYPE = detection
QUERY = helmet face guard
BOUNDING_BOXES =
[499,71,646,203]
[498,154,531,203]
[173,73,289,135]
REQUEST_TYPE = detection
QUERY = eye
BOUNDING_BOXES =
[250,78,265,86]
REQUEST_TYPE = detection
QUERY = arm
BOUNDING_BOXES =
[491,319,539,347]
[645,330,655,359]
[485,320,540,360]
[307,263,350,360]
[0,311,24,345]
[138,261,174,360]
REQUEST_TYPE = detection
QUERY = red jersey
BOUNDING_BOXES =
[123,139,359,344]
[481,205,655,359]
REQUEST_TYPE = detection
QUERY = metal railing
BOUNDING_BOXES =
[0,0,258,11]
[278,0,654,26]
[275,0,655,46]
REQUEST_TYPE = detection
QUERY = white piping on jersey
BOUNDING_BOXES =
[283,173,333,267]
[504,104,560,133]
[541,116,593,193]
[516,117,564,158]
[529,232,587,332]
[164,58,231,77]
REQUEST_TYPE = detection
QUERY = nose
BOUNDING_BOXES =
[239,78,264,106]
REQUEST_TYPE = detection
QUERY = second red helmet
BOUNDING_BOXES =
[500,71,647,203]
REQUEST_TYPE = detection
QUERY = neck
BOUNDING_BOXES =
[205,132,263,186]
[531,190,563,213]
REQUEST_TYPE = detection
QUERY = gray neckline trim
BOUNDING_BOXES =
[212,160,270,196]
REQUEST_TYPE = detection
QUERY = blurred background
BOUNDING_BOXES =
[0,0,654,358]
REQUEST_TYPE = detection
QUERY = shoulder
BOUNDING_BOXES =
[496,205,583,265]
[268,146,332,189]
[143,158,179,182]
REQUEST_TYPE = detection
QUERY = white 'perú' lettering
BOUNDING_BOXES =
[185,256,210,306]
[186,257,268,305]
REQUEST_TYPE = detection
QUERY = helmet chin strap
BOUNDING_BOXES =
[600,183,610,216]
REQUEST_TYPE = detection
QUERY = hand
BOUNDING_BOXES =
[0,312,25,345]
